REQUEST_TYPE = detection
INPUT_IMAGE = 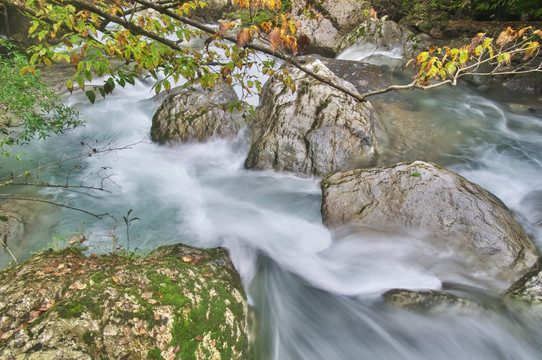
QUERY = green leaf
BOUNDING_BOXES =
[411,172,421,177]
[85,90,96,104]
[459,50,468,64]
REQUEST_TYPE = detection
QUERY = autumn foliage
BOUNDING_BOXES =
[406,26,542,86]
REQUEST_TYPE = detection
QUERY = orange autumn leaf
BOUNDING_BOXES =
[70,52,80,68]
[236,28,251,48]
[496,27,518,46]
[269,28,281,53]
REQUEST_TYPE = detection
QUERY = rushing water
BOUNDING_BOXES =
[2,51,542,359]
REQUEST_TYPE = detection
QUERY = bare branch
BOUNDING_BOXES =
[1,234,19,265]
[0,195,107,218]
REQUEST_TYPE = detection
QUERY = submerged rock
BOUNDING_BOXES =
[245,59,384,176]
[321,161,539,289]
[383,289,482,313]
[0,244,249,359]
[151,81,243,144]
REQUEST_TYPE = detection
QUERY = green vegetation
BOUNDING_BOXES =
[0,38,81,158]
[227,0,292,26]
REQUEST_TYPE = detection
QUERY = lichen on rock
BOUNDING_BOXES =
[245,58,384,177]
[151,81,243,144]
[0,244,249,359]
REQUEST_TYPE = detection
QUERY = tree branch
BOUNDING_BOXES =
[0,195,107,218]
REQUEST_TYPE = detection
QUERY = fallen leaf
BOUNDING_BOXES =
[28,310,41,323]
[196,335,203,341]
[181,256,192,263]
[69,236,78,245]
[44,266,54,274]
[112,276,119,284]
[0,330,14,340]
[69,280,87,290]
[173,344,181,353]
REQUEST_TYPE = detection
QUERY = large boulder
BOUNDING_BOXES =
[337,18,426,63]
[291,0,372,57]
[151,81,243,144]
[0,244,249,359]
[321,161,539,289]
[245,58,384,176]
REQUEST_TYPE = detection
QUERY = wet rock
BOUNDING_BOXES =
[245,58,384,176]
[0,244,249,359]
[337,18,426,62]
[383,289,482,313]
[321,161,539,288]
[292,0,371,56]
[507,257,542,303]
[304,54,390,94]
[151,81,243,143]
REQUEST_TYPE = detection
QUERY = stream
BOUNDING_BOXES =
[2,48,542,359]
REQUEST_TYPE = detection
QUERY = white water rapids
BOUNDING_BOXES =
[2,53,542,359]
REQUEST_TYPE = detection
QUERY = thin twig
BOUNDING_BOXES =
[1,234,19,265]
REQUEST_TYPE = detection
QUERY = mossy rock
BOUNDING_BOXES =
[0,244,249,359]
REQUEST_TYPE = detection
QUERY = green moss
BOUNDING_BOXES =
[147,347,165,360]
[315,97,332,117]
[90,270,107,283]
[57,301,85,319]
[0,215,8,222]
[82,331,96,346]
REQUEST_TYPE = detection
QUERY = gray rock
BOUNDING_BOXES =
[0,244,249,359]
[245,59,384,176]
[337,18,427,63]
[151,81,243,143]
[507,257,542,303]
[321,161,539,288]
[292,0,371,56]
[303,54,390,94]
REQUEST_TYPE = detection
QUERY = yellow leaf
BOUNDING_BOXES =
[415,51,428,66]
[289,21,297,35]
[112,276,119,284]
[43,58,52,67]
[523,41,539,60]
[518,26,532,38]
